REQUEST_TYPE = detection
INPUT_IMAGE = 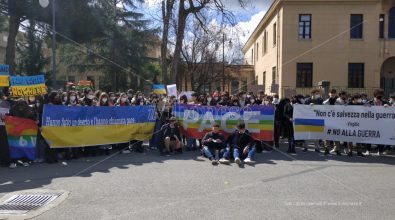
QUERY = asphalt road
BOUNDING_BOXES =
[1,147,395,220]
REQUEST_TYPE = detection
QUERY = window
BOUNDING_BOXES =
[348,63,364,88]
[263,31,267,54]
[299,14,311,39]
[389,8,395,38]
[263,71,266,88]
[379,14,385,39]
[350,14,363,39]
[273,23,277,46]
[262,36,264,56]
[255,75,258,84]
[256,43,259,60]
[296,63,313,87]
[272,67,276,84]
[251,49,254,64]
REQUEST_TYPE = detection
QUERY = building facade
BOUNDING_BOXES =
[243,0,395,97]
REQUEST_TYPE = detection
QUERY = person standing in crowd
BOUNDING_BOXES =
[127,89,134,103]
[201,124,228,165]
[273,98,287,150]
[116,93,130,107]
[133,92,146,106]
[364,89,389,156]
[179,95,188,104]
[303,89,324,153]
[160,117,183,155]
[322,89,344,156]
[109,92,117,104]
[347,94,365,157]
[0,91,11,167]
[238,92,249,107]
[66,91,80,106]
[389,93,395,106]
[217,92,230,106]
[186,93,199,151]
[61,92,68,105]
[81,89,96,106]
[8,98,36,168]
[228,123,256,166]
[97,92,112,155]
[283,97,296,153]
[230,96,241,107]
[115,93,132,153]
[248,94,257,106]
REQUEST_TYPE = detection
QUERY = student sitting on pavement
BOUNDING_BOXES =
[161,117,183,155]
[201,124,229,165]
[227,123,256,166]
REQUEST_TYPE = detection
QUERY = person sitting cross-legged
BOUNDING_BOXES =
[161,117,184,155]
[202,124,229,165]
[228,123,256,166]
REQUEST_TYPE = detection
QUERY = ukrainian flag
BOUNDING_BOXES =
[294,119,325,133]
[153,84,167,95]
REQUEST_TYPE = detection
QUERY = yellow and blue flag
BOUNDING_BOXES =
[294,118,325,133]
[153,84,167,95]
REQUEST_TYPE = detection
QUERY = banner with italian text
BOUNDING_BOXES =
[41,105,156,148]
[293,105,395,145]
[173,104,274,141]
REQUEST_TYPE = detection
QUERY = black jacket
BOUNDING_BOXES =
[162,123,181,140]
[202,131,225,145]
[227,130,254,149]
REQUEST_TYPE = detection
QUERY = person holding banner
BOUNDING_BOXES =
[8,99,36,168]
[303,89,324,153]
[228,123,256,166]
[201,124,228,165]
[347,94,365,157]
[365,89,389,156]
[66,91,80,106]
[0,91,10,167]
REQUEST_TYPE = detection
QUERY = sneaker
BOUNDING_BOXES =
[219,158,230,165]
[9,163,17,169]
[376,151,382,156]
[357,152,365,157]
[22,162,30,167]
[244,158,255,165]
[330,149,336,154]
[121,149,131,154]
[235,157,242,165]
[302,148,308,152]
[211,160,219,165]
[363,151,370,156]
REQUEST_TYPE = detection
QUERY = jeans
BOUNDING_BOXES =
[233,146,256,160]
[203,146,219,160]
[187,138,197,149]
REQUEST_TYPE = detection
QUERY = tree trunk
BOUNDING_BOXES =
[161,0,174,84]
[5,15,21,74]
[170,1,188,84]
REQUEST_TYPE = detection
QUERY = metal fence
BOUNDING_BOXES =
[280,86,388,99]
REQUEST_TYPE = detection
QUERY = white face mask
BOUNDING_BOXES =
[250,99,255,103]
[70,96,76,101]
[314,94,321,99]
[273,98,279,103]
[300,98,306,104]
[242,95,247,99]
[207,98,212,102]
[63,97,68,102]
[111,97,116,101]
[88,95,94,100]
[357,99,362,103]
[214,97,219,100]
[264,101,269,105]
[36,103,40,107]
[247,95,251,98]
[102,98,108,103]
[29,97,35,102]
[138,96,143,99]
[121,97,127,102]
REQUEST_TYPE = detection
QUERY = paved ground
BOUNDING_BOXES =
[1,146,395,220]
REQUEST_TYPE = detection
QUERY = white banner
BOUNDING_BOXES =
[166,84,177,98]
[293,105,395,145]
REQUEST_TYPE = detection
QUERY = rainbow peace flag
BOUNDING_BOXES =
[5,116,38,161]
[153,84,167,95]
[294,119,325,133]
[173,104,274,141]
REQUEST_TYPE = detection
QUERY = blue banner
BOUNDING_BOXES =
[10,75,45,86]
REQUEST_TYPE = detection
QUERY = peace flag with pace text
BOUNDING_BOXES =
[173,104,274,140]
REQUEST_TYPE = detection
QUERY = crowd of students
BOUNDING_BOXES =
[0,87,394,168]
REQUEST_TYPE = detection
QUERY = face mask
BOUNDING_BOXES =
[138,96,143,99]
[207,98,212,102]
[233,102,238,105]
[128,94,133,98]
[110,97,116,101]
[314,94,321,99]
[36,103,40,107]
[250,99,255,103]
[121,98,127,102]
[70,96,76,101]
[63,97,68,102]
[214,97,219,100]
[102,98,108,103]
[264,101,269,105]
[242,95,247,99]
[29,97,35,102]
[88,95,94,100]
[273,98,279,103]
[357,99,362,103]
[247,95,251,98]
[300,99,306,104]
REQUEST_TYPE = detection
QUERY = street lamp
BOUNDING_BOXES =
[39,0,57,89]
